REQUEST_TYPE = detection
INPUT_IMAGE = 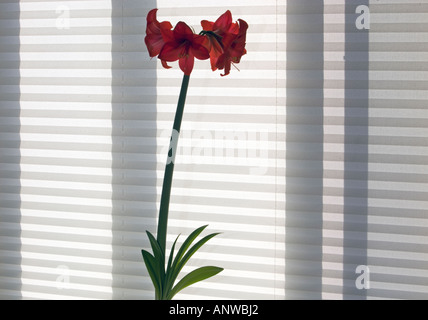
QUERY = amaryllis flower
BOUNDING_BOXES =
[144,9,174,69]
[216,19,248,76]
[142,8,249,300]
[201,10,248,76]
[158,21,210,75]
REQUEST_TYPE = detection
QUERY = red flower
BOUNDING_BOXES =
[201,11,248,76]
[144,9,174,69]
[144,9,247,76]
[158,22,210,75]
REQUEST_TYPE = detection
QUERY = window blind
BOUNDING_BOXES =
[0,0,21,299]
[286,0,428,299]
[115,0,286,300]
[3,0,426,301]
[364,0,428,299]
[0,0,286,300]
[1,0,115,299]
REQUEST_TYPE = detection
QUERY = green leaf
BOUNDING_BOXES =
[166,235,180,275]
[170,225,207,274]
[146,230,165,281]
[167,266,223,300]
[164,227,204,299]
[179,232,220,270]
[164,235,180,299]
[143,231,168,299]
[146,231,164,261]
[168,229,220,293]
[143,225,222,300]
[141,249,162,299]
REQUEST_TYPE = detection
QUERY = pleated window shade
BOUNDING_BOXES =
[286,0,428,299]
[0,0,285,299]
[1,0,427,301]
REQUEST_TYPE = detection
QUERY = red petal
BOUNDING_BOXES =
[201,20,214,31]
[238,19,249,36]
[211,37,223,56]
[146,9,158,25]
[221,61,231,77]
[216,53,226,70]
[146,10,160,35]
[161,60,172,69]
[190,35,210,60]
[179,55,195,75]
[144,34,164,57]
[173,21,194,41]
[214,10,232,32]
[145,9,174,58]
[231,20,248,58]
[160,21,174,42]
[215,53,231,76]
[158,41,183,62]
[209,54,219,72]
[160,20,173,30]
[203,37,222,71]
[190,45,209,61]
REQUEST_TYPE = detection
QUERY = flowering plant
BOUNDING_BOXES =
[142,9,248,300]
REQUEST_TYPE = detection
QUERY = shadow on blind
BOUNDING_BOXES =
[0,1,21,299]
[111,1,158,299]
[343,0,369,300]
[285,0,324,299]
[285,0,370,299]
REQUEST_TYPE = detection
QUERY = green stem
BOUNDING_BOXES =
[157,74,190,255]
